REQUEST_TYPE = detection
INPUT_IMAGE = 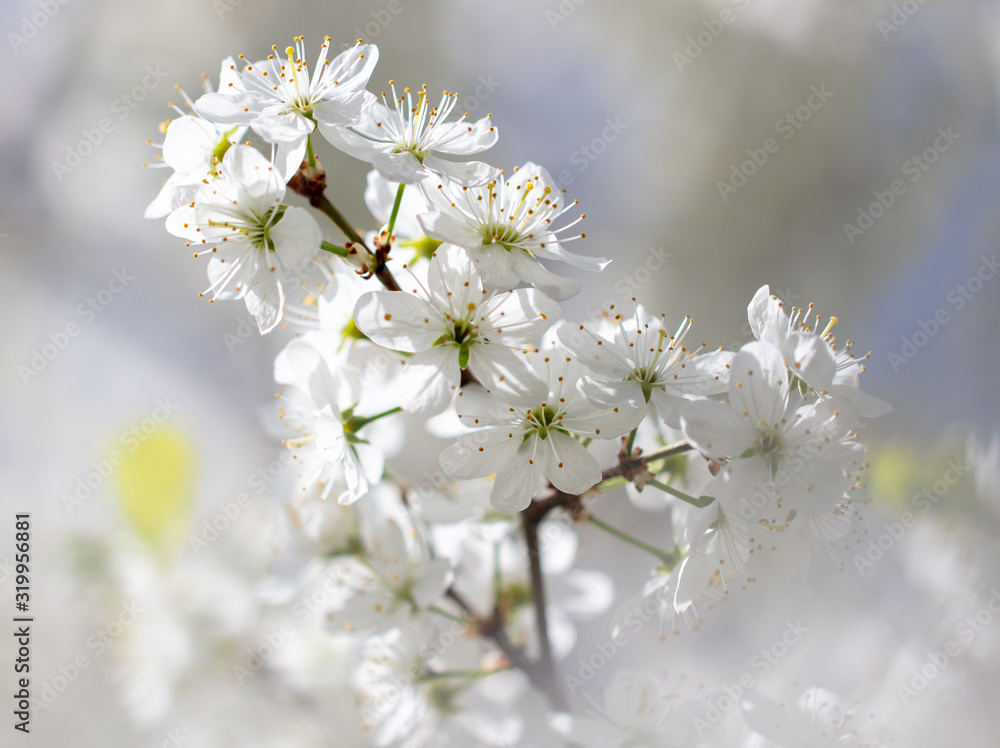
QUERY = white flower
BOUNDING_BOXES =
[742,687,891,747]
[657,484,753,619]
[354,244,558,414]
[277,258,407,403]
[194,37,378,179]
[552,670,714,747]
[165,145,321,333]
[98,537,256,728]
[359,623,526,748]
[144,57,247,218]
[439,352,644,512]
[558,306,733,428]
[418,162,607,300]
[448,518,614,660]
[280,362,395,505]
[681,341,865,515]
[748,285,890,417]
[364,169,440,260]
[327,517,452,636]
[324,82,499,186]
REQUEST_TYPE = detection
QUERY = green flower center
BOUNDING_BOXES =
[211,127,240,166]
[627,367,662,403]
[525,405,565,440]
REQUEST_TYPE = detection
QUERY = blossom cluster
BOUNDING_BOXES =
[142,34,893,747]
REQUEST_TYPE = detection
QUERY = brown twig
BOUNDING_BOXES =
[288,161,401,292]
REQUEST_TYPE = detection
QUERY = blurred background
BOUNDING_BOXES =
[1,0,999,744]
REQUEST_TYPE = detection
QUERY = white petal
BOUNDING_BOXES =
[683,348,734,393]
[338,446,373,505]
[164,203,199,241]
[315,404,347,461]
[747,284,786,347]
[557,322,631,377]
[353,291,444,352]
[826,383,893,417]
[418,211,485,248]
[508,250,580,301]
[427,243,483,317]
[319,122,384,162]
[544,432,602,494]
[783,332,836,392]
[467,345,547,402]
[560,401,644,440]
[681,399,757,458]
[252,111,314,144]
[192,91,258,124]
[477,288,559,344]
[490,450,545,513]
[271,206,321,274]
[311,90,367,128]
[532,240,609,272]
[273,337,324,387]
[422,154,499,187]
[647,387,689,427]
[399,346,462,415]
[243,261,285,334]
[428,116,498,155]
[221,145,284,201]
[274,139,308,182]
[729,341,789,426]
[370,150,429,184]
[604,670,665,732]
[742,693,800,743]
[439,428,519,480]
[411,558,453,608]
[160,116,217,174]
[453,385,516,427]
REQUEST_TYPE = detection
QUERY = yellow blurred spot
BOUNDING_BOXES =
[115,429,195,550]
[868,444,922,507]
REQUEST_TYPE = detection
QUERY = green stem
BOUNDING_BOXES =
[625,428,638,456]
[587,515,679,565]
[305,136,316,170]
[640,440,694,465]
[422,668,505,681]
[315,195,368,249]
[352,406,402,429]
[428,604,471,627]
[386,183,406,241]
[594,475,627,492]
[492,542,502,603]
[320,240,349,257]
[648,479,715,508]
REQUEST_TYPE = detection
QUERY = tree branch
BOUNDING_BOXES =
[287,161,402,292]
[521,511,568,711]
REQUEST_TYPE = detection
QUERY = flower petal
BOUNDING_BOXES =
[399,346,462,415]
[439,427,519,480]
[353,290,444,352]
[422,153,499,186]
[467,345,547,402]
[783,331,836,392]
[729,341,789,427]
[477,288,559,344]
[681,399,757,458]
[418,211,485,249]
[271,206,321,274]
[544,432,602,495]
[490,449,545,513]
